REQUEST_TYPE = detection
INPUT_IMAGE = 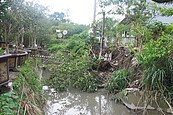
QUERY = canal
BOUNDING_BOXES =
[43,88,136,115]
[42,70,172,115]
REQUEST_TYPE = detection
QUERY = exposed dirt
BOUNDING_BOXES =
[90,46,139,86]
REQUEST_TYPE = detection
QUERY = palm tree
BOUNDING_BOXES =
[152,0,173,3]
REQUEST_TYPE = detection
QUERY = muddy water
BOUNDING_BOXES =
[42,70,171,115]
[42,70,135,115]
[44,88,137,115]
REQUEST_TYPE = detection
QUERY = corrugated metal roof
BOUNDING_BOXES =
[147,0,173,23]
[119,0,173,24]
[154,16,173,23]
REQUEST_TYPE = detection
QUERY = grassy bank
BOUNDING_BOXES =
[0,58,44,115]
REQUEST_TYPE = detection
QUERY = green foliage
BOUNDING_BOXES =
[146,22,165,40]
[13,58,44,114]
[99,0,158,48]
[164,23,173,35]
[45,30,97,92]
[0,0,51,47]
[48,31,88,53]
[73,72,97,92]
[0,48,4,55]
[106,69,129,93]
[0,91,19,115]
[138,34,173,104]
[0,58,44,115]
[0,0,10,18]
[49,12,69,26]
[48,43,65,52]
[138,34,173,66]
[16,59,42,93]
[143,65,166,90]
[46,52,70,92]
[48,23,88,53]
[46,49,97,92]
[160,7,173,16]
[49,23,89,39]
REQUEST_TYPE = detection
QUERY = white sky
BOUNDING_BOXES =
[26,0,125,25]
[33,0,95,25]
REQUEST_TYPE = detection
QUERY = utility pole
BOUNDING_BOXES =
[93,0,96,23]
[93,0,97,37]
[99,11,105,58]
[101,11,105,49]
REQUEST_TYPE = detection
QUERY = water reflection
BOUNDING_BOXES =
[44,88,136,115]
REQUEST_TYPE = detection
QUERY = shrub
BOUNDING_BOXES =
[106,69,129,93]
[46,50,98,92]
[0,91,19,115]
[138,34,173,90]
[73,72,97,92]
[0,48,4,55]
[138,34,173,105]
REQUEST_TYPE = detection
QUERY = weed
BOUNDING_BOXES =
[106,69,129,93]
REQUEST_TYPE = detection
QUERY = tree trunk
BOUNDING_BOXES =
[99,12,105,59]
[4,26,7,43]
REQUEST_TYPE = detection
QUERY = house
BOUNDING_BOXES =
[148,0,173,23]
[116,16,136,47]
[116,0,173,47]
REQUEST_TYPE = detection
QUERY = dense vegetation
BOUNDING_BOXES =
[0,59,43,115]
[0,0,173,114]
[45,0,173,108]
[0,0,51,48]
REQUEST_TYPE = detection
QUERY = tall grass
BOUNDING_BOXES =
[139,35,173,106]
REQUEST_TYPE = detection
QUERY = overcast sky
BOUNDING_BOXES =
[33,0,95,25]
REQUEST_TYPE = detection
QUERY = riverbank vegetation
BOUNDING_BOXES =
[0,0,173,114]
[44,0,173,112]
[0,58,44,115]
[46,31,98,92]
